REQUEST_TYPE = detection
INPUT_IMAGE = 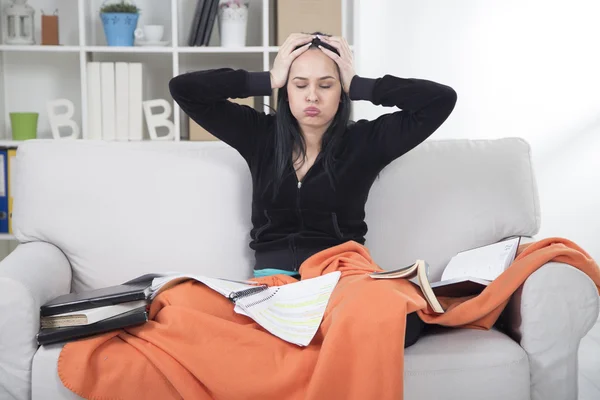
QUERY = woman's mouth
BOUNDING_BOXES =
[304,107,321,117]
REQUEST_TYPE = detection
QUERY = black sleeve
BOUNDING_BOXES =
[169,68,274,162]
[349,74,457,166]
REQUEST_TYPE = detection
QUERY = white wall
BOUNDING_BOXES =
[353,0,600,261]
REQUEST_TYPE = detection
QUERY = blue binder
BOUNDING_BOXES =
[0,148,8,233]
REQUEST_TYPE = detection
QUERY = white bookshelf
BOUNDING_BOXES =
[0,0,354,144]
[0,0,354,245]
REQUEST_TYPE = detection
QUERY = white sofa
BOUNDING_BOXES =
[579,314,600,400]
[0,137,598,400]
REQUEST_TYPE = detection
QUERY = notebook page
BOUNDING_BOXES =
[150,274,263,300]
[441,237,520,282]
[234,271,341,346]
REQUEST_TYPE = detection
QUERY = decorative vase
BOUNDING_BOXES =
[218,1,248,47]
[101,12,139,46]
[3,0,35,45]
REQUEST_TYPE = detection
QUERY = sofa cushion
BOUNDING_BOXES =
[404,327,530,400]
[32,344,82,400]
[33,327,529,400]
[578,308,600,400]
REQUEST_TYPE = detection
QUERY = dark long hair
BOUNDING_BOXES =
[265,32,351,202]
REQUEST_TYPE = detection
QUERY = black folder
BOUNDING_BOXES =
[40,274,160,317]
[36,305,149,345]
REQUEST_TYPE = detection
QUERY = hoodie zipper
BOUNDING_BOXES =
[292,181,302,271]
[296,181,302,219]
[296,168,312,228]
[292,159,318,271]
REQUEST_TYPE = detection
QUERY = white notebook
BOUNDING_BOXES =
[149,272,341,347]
[100,62,116,141]
[114,62,130,141]
[128,62,143,140]
[86,62,103,140]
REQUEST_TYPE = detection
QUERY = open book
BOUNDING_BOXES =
[370,236,521,313]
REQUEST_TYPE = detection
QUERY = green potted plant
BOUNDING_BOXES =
[99,0,141,46]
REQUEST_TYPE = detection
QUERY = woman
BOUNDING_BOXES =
[56,33,458,400]
[169,32,456,348]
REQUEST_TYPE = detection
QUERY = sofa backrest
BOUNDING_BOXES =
[13,137,540,292]
[364,137,540,280]
[13,140,255,292]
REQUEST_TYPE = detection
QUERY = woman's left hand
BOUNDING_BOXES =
[317,35,356,94]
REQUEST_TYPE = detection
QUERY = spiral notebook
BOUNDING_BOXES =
[149,272,342,346]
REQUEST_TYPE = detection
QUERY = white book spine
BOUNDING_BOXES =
[114,62,130,141]
[86,62,103,140]
[128,63,143,141]
[100,62,116,141]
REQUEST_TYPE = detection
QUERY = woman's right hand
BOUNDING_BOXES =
[270,33,314,89]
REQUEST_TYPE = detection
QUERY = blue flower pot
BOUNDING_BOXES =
[101,12,139,46]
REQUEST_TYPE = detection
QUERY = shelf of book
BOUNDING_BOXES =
[0,140,22,147]
[0,0,354,142]
[0,45,353,54]
[0,45,81,53]
[0,0,353,249]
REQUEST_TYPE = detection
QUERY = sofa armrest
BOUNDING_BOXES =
[0,241,71,400]
[505,261,599,400]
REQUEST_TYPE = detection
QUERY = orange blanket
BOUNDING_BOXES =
[58,237,600,400]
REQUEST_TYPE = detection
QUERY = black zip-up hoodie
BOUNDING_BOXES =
[169,69,457,275]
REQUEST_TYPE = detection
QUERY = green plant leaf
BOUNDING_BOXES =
[100,1,140,13]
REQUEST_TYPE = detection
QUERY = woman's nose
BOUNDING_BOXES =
[306,86,318,102]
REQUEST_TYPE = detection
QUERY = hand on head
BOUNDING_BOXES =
[314,35,355,94]
[270,33,356,93]
[270,33,314,89]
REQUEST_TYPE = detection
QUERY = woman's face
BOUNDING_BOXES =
[287,48,342,131]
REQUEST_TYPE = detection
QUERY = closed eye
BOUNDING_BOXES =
[295,85,332,89]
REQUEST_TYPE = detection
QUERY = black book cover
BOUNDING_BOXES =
[187,0,205,46]
[40,274,160,317]
[37,306,149,346]
[202,0,220,46]
[194,0,214,46]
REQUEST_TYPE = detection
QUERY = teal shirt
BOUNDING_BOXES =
[253,268,300,279]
